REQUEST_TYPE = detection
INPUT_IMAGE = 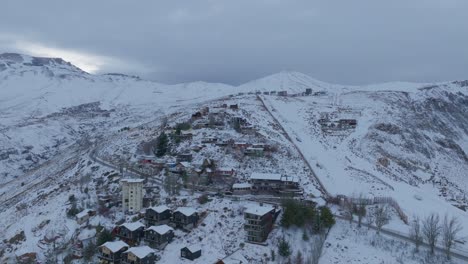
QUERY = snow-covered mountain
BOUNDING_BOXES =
[1,53,467,263]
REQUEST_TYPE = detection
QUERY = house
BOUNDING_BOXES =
[179,130,194,140]
[72,228,97,258]
[202,158,215,169]
[215,167,235,177]
[181,245,202,261]
[193,120,210,129]
[338,119,357,129]
[145,224,175,249]
[191,111,202,120]
[277,91,287,96]
[263,91,270,95]
[244,147,264,157]
[201,137,218,144]
[114,222,145,246]
[249,172,300,193]
[244,204,276,243]
[229,104,239,110]
[232,183,252,195]
[98,241,129,264]
[173,207,199,230]
[16,253,37,264]
[191,144,204,152]
[176,153,193,163]
[305,88,312,95]
[175,161,192,174]
[122,246,158,264]
[121,179,144,213]
[75,209,96,225]
[215,251,249,264]
[145,205,172,226]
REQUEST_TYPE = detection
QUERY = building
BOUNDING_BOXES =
[122,246,158,264]
[277,91,288,96]
[232,183,252,195]
[229,104,239,110]
[176,153,193,163]
[98,241,129,264]
[181,245,202,261]
[145,224,175,249]
[305,88,312,95]
[215,167,235,177]
[114,222,145,246]
[145,205,172,226]
[249,173,300,193]
[173,207,199,230]
[244,204,276,243]
[75,209,96,225]
[121,179,144,213]
[244,147,264,157]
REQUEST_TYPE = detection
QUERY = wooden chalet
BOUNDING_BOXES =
[145,205,172,226]
[173,207,199,230]
[114,222,145,246]
[122,246,158,264]
[98,241,129,264]
[181,245,202,261]
[144,224,175,249]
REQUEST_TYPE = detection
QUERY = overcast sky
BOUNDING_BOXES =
[1,0,467,85]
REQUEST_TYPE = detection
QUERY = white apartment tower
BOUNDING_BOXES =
[121,178,144,213]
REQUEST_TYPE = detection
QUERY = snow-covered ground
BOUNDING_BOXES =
[1,52,467,263]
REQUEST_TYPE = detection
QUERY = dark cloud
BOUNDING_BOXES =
[1,0,467,84]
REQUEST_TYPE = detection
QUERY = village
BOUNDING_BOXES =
[49,89,336,264]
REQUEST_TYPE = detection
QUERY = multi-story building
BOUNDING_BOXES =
[121,179,144,213]
[244,204,276,243]
[249,172,299,193]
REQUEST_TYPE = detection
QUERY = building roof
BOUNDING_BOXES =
[250,172,282,181]
[220,251,249,264]
[175,207,197,216]
[185,245,202,253]
[120,222,145,231]
[281,175,299,183]
[244,204,275,216]
[233,183,252,189]
[101,241,129,253]
[146,224,174,235]
[148,205,170,213]
[178,162,192,168]
[124,246,155,259]
[218,167,234,172]
[121,178,145,183]
[76,209,92,219]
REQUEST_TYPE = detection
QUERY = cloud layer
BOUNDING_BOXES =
[1,1,467,85]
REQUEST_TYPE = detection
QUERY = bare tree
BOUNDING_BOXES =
[355,194,367,228]
[422,213,441,255]
[374,205,389,234]
[365,210,375,231]
[442,214,462,260]
[344,200,354,225]
[409,216,423,252]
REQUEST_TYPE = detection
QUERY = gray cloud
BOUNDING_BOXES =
[1,0,467,85]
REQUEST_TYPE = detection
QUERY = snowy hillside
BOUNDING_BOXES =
[1,53,467,263]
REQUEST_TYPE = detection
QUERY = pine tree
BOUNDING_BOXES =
[155,132,169,157]
[97,228,113,246]
[278,237,292,257]
[319,206,335,231]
